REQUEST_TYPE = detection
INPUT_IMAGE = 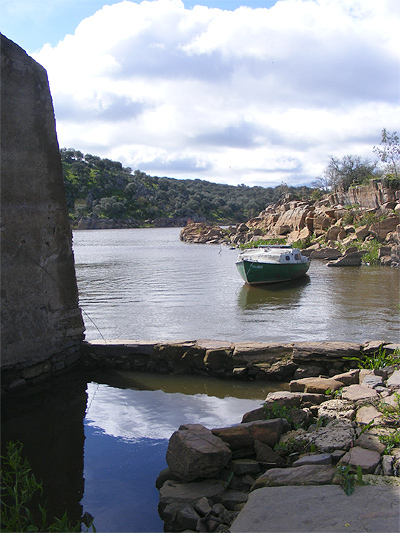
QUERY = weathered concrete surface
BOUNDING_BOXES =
[1,35,84,389]
[230,485,400,532]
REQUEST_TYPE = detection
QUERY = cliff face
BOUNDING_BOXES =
[333,181,399,209]
[1,35,85,389]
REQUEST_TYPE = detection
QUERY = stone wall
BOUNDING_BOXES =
[81,339,400,381]
[1,35,85,391]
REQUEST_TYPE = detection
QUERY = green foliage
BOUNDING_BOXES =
[263,401,293,422]
[240,238,286,250]
[1,442,95,532]
[378,393,400,427]
[273,437,311,457]
[61,148,314,226]
[344,347,400,370]
[336,465,364,496]
[325,387,343,398]
[379,430,400,454]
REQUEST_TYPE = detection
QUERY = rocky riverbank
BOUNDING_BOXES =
[156,360,400,532]
[180,187,400,267]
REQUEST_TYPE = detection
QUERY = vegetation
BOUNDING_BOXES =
[312,129,400,192]
[344,346,400,370]
[61,148,313,226]
[336,465,364,496]
[1,441,95,532]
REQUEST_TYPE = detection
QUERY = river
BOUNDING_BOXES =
[2,227,399,533]
[73,227,399,343]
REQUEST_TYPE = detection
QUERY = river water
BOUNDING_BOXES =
[2,228,399,533]
[73,227,399,343]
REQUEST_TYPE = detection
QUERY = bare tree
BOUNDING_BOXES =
[373,128,399,179]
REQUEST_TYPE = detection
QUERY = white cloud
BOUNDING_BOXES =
[34,0,400,186]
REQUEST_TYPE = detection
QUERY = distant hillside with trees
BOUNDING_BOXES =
[61,148,313,227]
[61,130,399,228]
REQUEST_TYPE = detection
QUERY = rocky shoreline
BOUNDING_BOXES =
[180,186,400,268]
[156,359,400,532]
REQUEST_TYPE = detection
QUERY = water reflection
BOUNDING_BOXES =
[237,275,310,310]
[1,371,88,523]
[81,370,269,532]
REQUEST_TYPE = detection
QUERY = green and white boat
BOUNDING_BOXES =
[236,245,310,285]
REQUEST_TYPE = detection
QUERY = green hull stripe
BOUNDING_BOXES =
[236,260,310,285]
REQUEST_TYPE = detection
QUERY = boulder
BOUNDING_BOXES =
[254,440,285,466]
[331,369,359,385]
[176,505,201,530]
[221,491,248,510]
[251,464,337,489]
[263,390,326,408]
[166,424,232,482]
[300,419,356,453]
[355,225,370,240]
[355,405,383,426]
[339,446,381,474]
[387,370,400,389]
[354,432,386,454]
[309,248,342,259]
[159,478,226,510]
[360,374,383,388]
[327,251,367,267]
[369,216,399,240]
[317,399,356,421]
[341,384,378,401]
[290,377,344,394]
[325,226,346,242]
[212,418,286,450]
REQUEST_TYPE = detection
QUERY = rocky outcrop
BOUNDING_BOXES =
[156,362,400,532]
[1,35,84,391]
[179,188,400,267]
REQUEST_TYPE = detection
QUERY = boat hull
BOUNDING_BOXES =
[236,259,310,285]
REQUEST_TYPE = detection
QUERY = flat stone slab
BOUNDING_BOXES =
[387,370,400,389]
[230,485,400,532]
[341,384,378,401]
[251,465,337,489]
[290,377,344,394]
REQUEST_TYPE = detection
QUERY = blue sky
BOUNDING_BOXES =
[2,0,399,187]
[2,0,278,53]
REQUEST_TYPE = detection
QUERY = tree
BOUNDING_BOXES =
[373,128,399,179]
[322,155,376,191]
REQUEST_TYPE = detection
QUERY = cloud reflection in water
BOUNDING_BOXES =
[85,382,263,442]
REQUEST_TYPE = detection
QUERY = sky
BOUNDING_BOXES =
[2,0,399,187]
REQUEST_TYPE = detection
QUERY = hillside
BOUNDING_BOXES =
[61,148,314,227]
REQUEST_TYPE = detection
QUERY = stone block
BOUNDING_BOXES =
[289,377,344,394]
[341,384,378,401]
[251,464,337,489]
[166,424,231,482]
[339,446,381,474]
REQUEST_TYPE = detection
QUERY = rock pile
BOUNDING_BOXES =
[179,188,400,267]
[156,367,400,532]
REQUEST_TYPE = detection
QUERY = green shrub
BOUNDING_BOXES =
[1,441,95,532]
